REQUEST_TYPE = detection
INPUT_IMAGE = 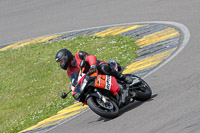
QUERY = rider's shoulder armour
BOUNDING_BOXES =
[78,51,88,60]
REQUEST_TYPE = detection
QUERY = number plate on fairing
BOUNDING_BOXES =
[105,75,112,90]
[94,75,111,91]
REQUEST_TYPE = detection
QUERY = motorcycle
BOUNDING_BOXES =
[61,59,152,119]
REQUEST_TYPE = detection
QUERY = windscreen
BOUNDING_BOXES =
[70,71,79,86]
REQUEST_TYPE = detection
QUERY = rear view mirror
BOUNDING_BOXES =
[61,90,72,99]
[61,92,68,99]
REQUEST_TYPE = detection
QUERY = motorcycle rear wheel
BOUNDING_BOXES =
[134,77,152,101]
[126,74,152,101]
[87,96,119,119]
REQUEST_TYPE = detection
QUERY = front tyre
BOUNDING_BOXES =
[87,96,119,119]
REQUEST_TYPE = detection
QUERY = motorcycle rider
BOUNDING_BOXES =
[55,48,133,84]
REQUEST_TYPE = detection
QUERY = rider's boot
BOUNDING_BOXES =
[111,70,133,84]
[120,75,134,84]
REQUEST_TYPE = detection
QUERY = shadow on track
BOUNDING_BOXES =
[89,94,158,123]
[119,94,157,116]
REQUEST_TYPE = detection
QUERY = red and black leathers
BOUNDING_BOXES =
[67,51,128,83]
[67,51,98,78]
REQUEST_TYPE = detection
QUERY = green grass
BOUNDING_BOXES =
[0,35,138,133]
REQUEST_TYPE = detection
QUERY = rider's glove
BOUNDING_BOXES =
[88,64,97,74]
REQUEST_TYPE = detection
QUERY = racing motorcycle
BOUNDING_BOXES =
[61,59,152,119]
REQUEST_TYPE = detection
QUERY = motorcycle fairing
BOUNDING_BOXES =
[72,72,86,96]
[94,75,120,96]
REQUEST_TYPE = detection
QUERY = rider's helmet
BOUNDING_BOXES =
[55,49,73,70]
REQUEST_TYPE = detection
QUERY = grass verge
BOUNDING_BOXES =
[0,35,138,133]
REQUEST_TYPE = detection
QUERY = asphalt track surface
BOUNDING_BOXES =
[1,0,200,133]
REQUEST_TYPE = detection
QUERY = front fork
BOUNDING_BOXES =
[85,89,121,108]
[86,89,108,103]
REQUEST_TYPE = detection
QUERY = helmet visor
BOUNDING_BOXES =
[59,59,68,70]
[60,59,66,66]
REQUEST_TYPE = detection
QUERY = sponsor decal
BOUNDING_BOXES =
[98,77,101,86]
[105,75,111,90]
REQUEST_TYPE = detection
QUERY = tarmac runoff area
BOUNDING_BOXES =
[1,21,189,133]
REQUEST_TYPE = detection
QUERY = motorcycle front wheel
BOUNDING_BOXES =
[87,96,119,119]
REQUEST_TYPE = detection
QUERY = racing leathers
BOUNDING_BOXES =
[67,51,132,83]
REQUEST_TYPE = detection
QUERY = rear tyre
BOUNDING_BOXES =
[134,77,152,101]
[87,96,119,119]
[126,74,152,101]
